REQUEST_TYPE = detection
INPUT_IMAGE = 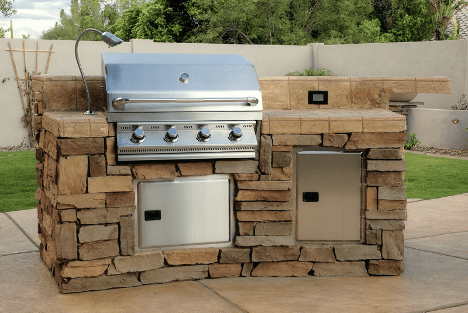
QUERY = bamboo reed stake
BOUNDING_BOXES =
[36,41,39,74]
[5,48,55,52]
[8,41,27,117]
[8,41,33,143]
[45,43,53,74]
[23,40,28,76]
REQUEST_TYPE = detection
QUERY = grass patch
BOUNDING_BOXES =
[404,152,468,200]
[0,150,38,213]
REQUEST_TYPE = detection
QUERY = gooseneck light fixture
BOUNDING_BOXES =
[75,28,123,115]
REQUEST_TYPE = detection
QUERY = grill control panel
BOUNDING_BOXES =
[116,121,258,161]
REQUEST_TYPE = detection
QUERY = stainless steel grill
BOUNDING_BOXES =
[102,53,263,161]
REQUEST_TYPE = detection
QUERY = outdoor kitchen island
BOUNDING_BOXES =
[32,75,450,293]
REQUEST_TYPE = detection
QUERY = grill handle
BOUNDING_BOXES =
[112,97,258,109]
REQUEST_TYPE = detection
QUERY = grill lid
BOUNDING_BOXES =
[102,53,263,121]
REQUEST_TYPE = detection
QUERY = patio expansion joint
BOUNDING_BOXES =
[408,299,468,313]
[405,230,468,241]
[0,250,39,257]
[4,212,39,249]
[407,199,425,203]
[404,246,468,261]
[196,281,250,313]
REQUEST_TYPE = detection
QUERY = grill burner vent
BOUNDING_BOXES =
[119,146,255,153]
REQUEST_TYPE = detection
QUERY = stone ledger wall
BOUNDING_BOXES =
[33,113,407,293]
[31,75,418,294]
[30,75,451,116]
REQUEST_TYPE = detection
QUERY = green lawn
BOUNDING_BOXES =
[0,150,38,213]
[404,152,468,200]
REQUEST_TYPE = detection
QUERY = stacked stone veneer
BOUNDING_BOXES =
[31,75,450,293]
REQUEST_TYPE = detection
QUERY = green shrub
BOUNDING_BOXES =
[288,68,332,77]
[405,132,420,150]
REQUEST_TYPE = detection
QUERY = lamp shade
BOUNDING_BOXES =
[101,32,123,47]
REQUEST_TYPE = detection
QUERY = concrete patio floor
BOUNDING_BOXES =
[1,194,467,313]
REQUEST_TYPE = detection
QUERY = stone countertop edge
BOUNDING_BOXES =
[42,109,406,123]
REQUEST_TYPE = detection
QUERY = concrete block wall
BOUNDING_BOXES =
[313,40,465,110]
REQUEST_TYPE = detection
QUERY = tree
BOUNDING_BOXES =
[1,0,15,16]
[187,0,256,44]
[301,0,393,44]
[41,0,120,40]
[429,0,468,40]
[288,0,321,45]
[372,0,393,32]
[1,0,15,38]
[111,0,147,12]
[186,0,394,45]
[253,0,297,45]
[187,0,315,45]
[112,0,193,42]
[38,0,449,45]
[0,27,7,38]
[389,0,434,42]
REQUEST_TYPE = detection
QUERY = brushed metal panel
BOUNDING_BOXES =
[107,111,263,122]
[116,121,257,161]
[101,53,262,114]
[296,151,362,241]
[119,152,255,162]
[137,176,230,248]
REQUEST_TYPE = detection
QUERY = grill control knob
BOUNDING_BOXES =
[131,127,145,143]
[197,127,211,142]
[229,127,242,141]
[165,127,178,142]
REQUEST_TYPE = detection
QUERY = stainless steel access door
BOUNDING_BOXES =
[296,151,362,241]
[137,175,231,249]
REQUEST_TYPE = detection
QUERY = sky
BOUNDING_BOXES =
[0,0,71,40]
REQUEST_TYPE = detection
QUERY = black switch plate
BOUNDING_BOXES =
[145,210,161,221]
[308,91,328,105]
[303,192,319,202]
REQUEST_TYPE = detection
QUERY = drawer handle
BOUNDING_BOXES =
[303,192,319,202]
[145,210,161,221]
[112,97,258,109]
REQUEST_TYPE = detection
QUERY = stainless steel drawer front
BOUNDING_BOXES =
[137,176,230,249]
[296,151,362,241]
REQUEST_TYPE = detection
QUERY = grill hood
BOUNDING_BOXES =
[102,53,263,122]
